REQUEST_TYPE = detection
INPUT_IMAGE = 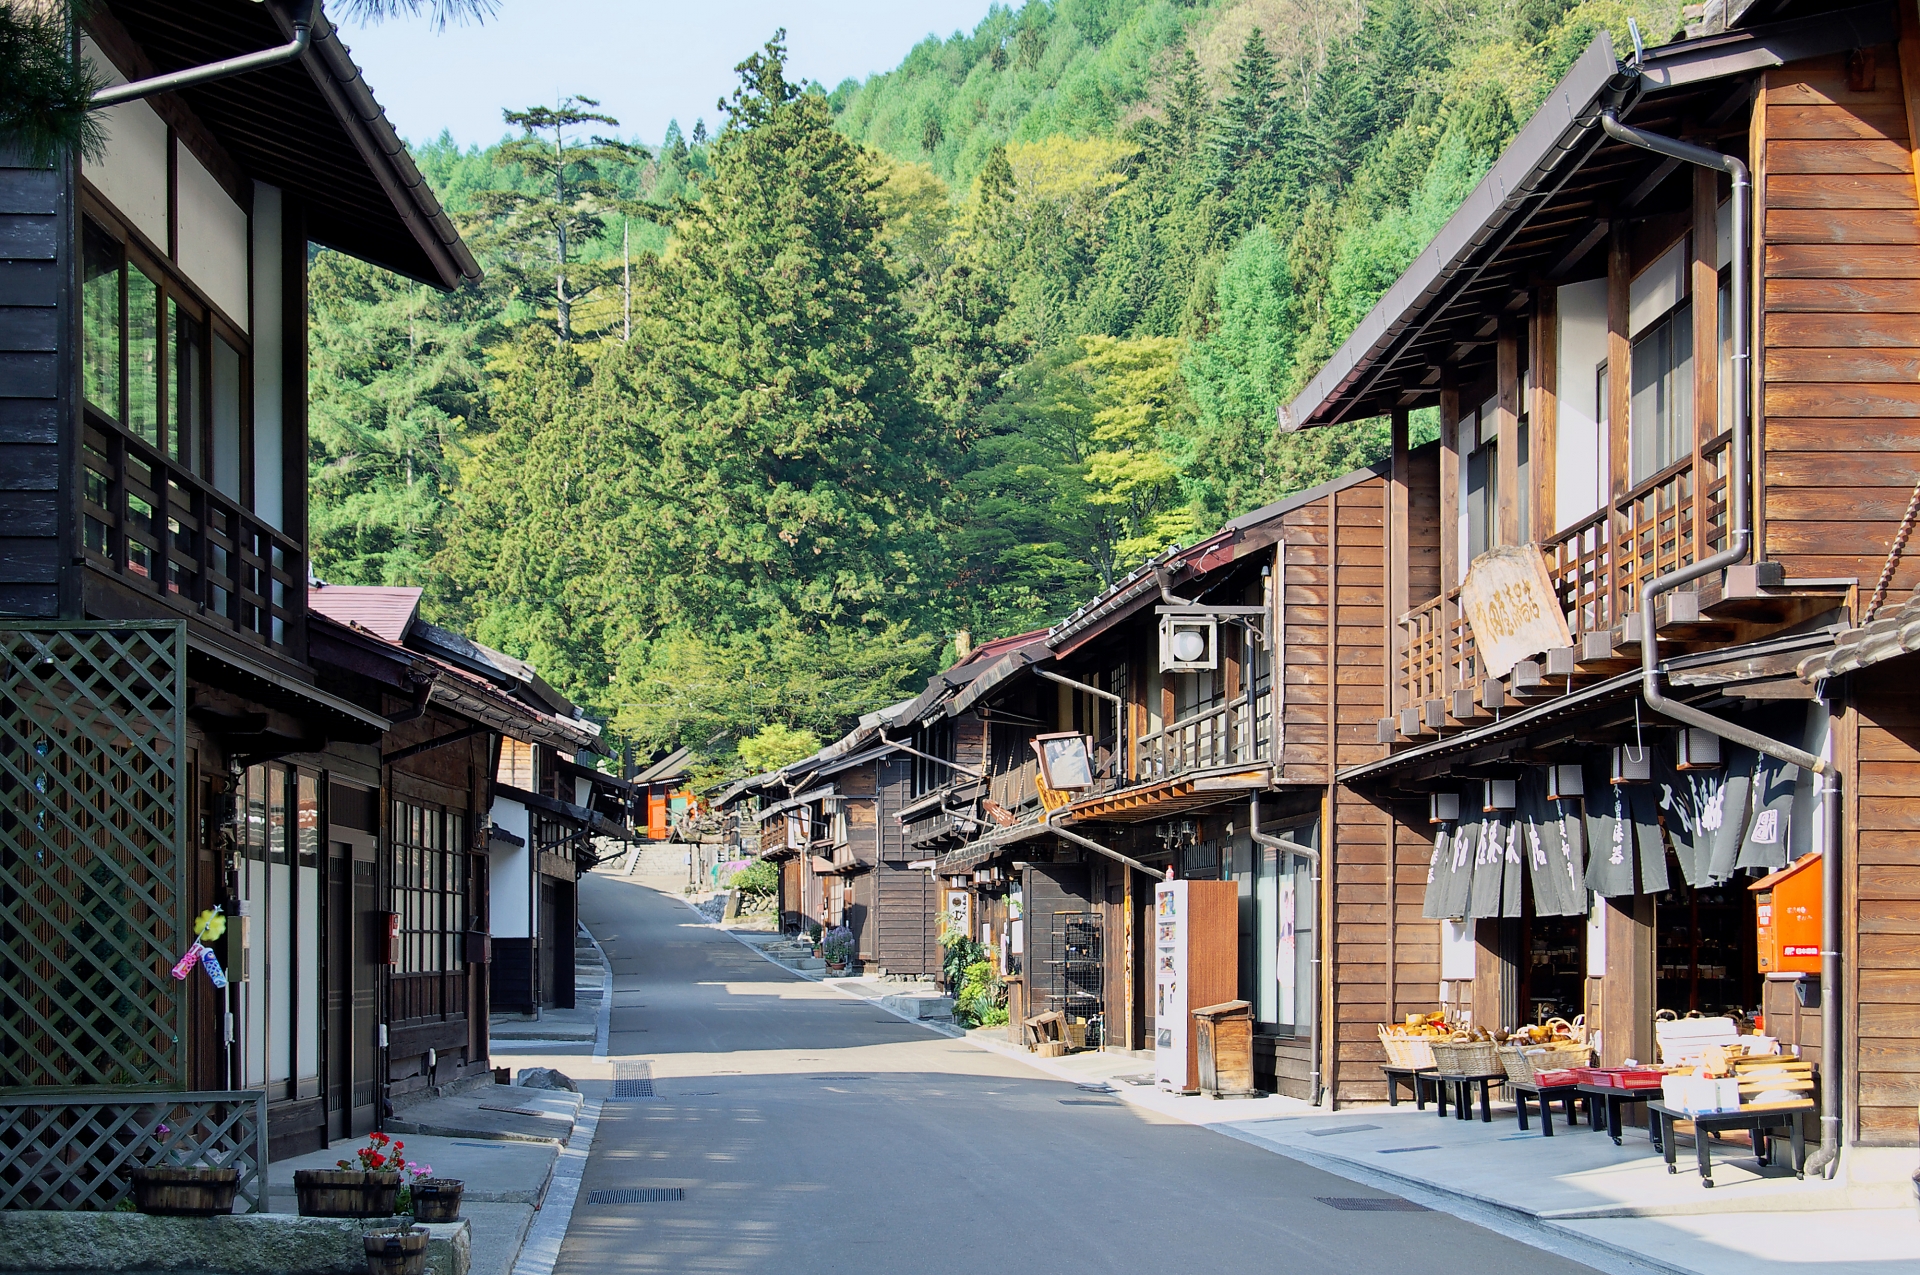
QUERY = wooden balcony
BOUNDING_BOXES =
[82,419,304,663]
[1135,688,1271,782]
[1393,434,1736,737]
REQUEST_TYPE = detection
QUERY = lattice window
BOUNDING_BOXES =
[0,624,186,1090]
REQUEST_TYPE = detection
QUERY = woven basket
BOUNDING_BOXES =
[1378,1026,1437,1070]
[1429,1035,1502,1075]
[1498,1039,1591,1086]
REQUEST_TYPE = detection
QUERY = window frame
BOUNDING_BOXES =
[390,797,466,984]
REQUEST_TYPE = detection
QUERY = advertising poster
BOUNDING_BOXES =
[1153,881,1188,1089]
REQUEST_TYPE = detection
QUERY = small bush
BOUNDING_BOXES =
[821,925,855,965]
[953,958,1005,1028]
[727,858,778,897]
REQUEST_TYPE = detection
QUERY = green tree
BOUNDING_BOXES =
[472,97,646,343]
[737,723,822,773]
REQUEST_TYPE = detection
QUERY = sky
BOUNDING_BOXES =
[335,0,1003,150]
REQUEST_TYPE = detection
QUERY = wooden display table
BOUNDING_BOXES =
[1432,1071,1506,1123]
[1509,1079,1586,1136]
[1648,1100,1813,1186]
[1578,1084,1663,1147]
[1382,1066,1437,1109]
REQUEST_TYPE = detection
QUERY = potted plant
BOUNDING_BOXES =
[365,1225,431,1275]
[821,925,854,974]
[410,1175,464,1223]
[130,1122,239,1216]
[296,1131,422,1217]
[808,922,823,958]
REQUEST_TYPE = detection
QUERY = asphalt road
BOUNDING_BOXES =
[562,874,1600,1275]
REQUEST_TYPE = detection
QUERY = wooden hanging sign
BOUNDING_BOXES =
[1459,544,1572,680]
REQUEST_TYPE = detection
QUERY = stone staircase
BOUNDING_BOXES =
[761,937,825,972]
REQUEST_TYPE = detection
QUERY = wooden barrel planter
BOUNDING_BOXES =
[294,1168,403,1217]
[129,1166,238,1217]
[364,1226,429,1275]
[410,1178,464,1223]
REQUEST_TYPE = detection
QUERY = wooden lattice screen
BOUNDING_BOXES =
[0,1090,267,1211]
[0,623,188,1091]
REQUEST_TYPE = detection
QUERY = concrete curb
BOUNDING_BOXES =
[508,1097,602,1275]
[673,891,965,1037]
[584,926,612,1062]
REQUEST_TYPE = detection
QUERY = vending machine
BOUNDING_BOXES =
[1153,878,1238,1093]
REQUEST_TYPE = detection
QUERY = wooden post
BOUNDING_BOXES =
[1123,861,1135,1051]
[1439,370,1461,693]
[1532,286,1559,540]
[1607,221,1632,620]
[1601,895,1656,1068]
[1496,323,1522,547]
[1389,407,1410,716]
[1748,74,1770,565]
[1693,166,1720,561]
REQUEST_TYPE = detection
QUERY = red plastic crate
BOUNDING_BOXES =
[1612,1069,1666,1090]
[1532,1067,1583,1088]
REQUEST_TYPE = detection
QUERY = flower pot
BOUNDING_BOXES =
[295,1168,402,1217]
[365,1226,430,1275]
[826,962,846,975]
[410,1177,464,1223]
[129,1166,238,1217]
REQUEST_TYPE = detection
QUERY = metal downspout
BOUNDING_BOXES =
[1250,792,1322,1106]
[1599,99,1842,1177]
[90,5,314,109]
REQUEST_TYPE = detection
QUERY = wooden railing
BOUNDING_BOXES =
[1134,686,1271,782]
[1398,433,1732,724]
[81,419,304,658]
[989,757,1040,814]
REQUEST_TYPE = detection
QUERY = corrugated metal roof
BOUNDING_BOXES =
[308,583,420,643]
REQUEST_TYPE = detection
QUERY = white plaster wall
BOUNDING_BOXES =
[1629,237,1688,337]
[251,183,284,528]
[175,146,249,330]
[489,797,532,939]
[81,39,168,248]
[1556,278,1610,530]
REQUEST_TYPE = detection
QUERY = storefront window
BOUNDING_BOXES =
[1231,821,1317,1037]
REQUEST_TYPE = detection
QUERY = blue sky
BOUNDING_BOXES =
[336,0,1002,150]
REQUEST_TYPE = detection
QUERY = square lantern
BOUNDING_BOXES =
[1159,613,1218,672]
[1545,764,1584,801]
[1428,792,1461,824]
[1674,728,1722,771]
[1482,779,1516,813]
[1611,745,1653,784]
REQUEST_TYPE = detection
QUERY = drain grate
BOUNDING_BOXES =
[1375,1145,1441,1154]
[609,1061,657,1100]
[811,1075,871,1082]
[1060,1099,1121,1107]
[1305,1124,1380,1137]
[588,1188,683,1204]
[1317,1197,1429,1212]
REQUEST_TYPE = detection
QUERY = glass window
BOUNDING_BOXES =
[172,298,202,473]
[82,220,122,421]
[391,798,463,982]
[212,336,243,500]
[1631,300,1694,483]
[126,264,161,446]
[1235,819,1318,1037]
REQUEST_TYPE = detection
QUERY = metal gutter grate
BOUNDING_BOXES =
[588,1188,683,1204]
[1317,1197,1429,1212]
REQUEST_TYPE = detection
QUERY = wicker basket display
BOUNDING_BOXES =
[1377,1026,1437,1070]
[1428,1035,1502,1075]
[1497,1039,1591,1086]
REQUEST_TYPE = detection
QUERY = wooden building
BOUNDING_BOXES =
[0,0,485,1187]
[1279,0,1920,1151]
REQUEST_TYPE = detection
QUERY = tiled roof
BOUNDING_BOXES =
[308,583,421,643]
[1798,589,1920,682]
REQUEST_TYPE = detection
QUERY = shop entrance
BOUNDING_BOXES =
[1655,879,1760,1018]
[1519,909,1587,1027]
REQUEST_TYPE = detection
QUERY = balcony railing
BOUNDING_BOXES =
[1397,432,1732,723]
[1135,686,1272,783]
[81,419,303,658]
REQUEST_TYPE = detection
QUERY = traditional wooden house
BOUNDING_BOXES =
[0,0,483,1200]
[1279,0,1920,1158]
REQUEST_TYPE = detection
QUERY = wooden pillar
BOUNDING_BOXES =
[1600,896,1656,1068]
[1532,286,1559,539]
[1438,371,1461,693]
[1123,861,1135,1050]
[1692,166,1720,560]
[1606,222,1632,620]
[1496,324,1522,547]
[1388,407,1410,714]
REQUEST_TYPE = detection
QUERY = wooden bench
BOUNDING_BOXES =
[1649,1100,1812,1186]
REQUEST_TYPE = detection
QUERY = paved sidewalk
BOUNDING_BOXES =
[960,1033,1920,1275]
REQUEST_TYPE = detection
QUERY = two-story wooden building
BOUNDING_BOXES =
[0,0,492,1193]
[1277,0,1920,1156]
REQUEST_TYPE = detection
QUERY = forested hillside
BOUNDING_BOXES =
[309,0,1683,779]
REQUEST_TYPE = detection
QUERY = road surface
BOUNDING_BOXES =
[560,874,1599,1275]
